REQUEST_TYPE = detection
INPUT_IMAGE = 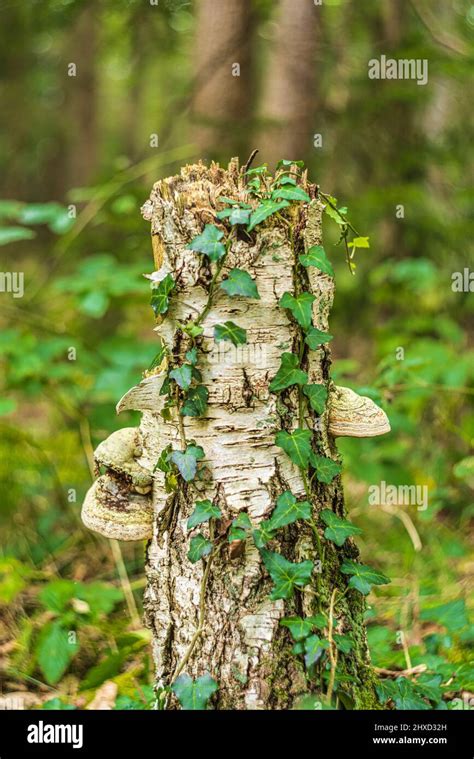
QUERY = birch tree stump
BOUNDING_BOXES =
[121,159,383,709]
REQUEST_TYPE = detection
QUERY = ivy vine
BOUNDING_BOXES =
[146,159,389,710]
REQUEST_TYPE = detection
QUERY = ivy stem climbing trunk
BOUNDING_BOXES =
[138,158,380,710]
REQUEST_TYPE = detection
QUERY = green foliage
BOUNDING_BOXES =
[187,500,222,530]
[269,353,308,392]
[340,560,390,595]
[181,385,208,417]
[266,491,311,530]
[260,549,313,600]
[214,321,247,346]
[304,635,329,668]
[305,327,333,349]
[279,291,316,330]
[169,363,193,390]
[247,200,289,231]
[150,273,176,316]
[320,509,362,547]
[275,428,312,468]
[187,534,213,563]
[220,268,260,299]
[36,621,79,685]
[171,674,218,710]
[299,245,334,277]
[188,224,225,261]
[310,454,341,484]
[303,383,327,413]
[170,445,205,482]
[228,512,252,542]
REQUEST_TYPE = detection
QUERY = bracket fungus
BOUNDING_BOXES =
[328,386,390,438]
[81,427,153,541]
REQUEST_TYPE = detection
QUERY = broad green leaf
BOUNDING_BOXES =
[280,616,314,642]
[252,523,276,549]
[272,186,311,202]
[0,226,35,245]
[334,634,354,654]
[247,200,289,231]
[181,385,208,417]
[304,634,329,668]
[260,549,313,600]
[36,621,79,685]
[170,445,205,482]
[187,534,212,563]
[279,291,315,330]
[420,600,469,632]
[216,207,251,225]
[180,321,204,338]
[169,363,193,390]
[171,673,218,710]
[275,428,312,468]
[154,445,172,473]
[310,453,341,483]
[299,245,334,277]
[320,509,362,547]
[340,559,390,595]
[187,224,225,261]
[305,327,333,349]
[267,490,311,530]
[185,347,198,365]
[214,321,247,346]
[228,512,252,542]
[303,383,327,413]
[150,273,176,316]
[269,352,308,392]
[391,678,430,710]
[348,236,370,249]
[275,159,305,169]
[220,268,260,299]
[187,499,222,530]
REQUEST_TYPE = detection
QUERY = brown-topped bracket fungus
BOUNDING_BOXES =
[328,385,391,438]
[81,427,153,541]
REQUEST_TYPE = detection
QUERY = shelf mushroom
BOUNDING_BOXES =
[328,386,390,438]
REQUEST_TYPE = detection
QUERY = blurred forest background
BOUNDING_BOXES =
[0,0,473,710]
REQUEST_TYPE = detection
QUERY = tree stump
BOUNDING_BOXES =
[83,157,389,710]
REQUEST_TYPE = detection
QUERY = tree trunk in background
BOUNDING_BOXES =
[64,4,98,189]
[256,0,319,168]
[192,0,253,160]
[139,159,379,709]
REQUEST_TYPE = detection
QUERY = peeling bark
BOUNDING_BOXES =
[137,159,380,710]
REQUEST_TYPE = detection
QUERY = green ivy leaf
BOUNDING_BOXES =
[275,428,312,468]
[170,445,205,482]
[154,444,172,473]
[185,347,198,365]
[150,273,176,316]
[216,207,251,225]
[269,352,308,392]
[247,200,290,232]
[187,534,213,563]
[279,291,315,330]
[228,512,252,542]
[267,490,311,530]
[36,621,79,685]
[220,268,260,299]
[252,523,276,549]
[348,236,370,250]
[305,327,333,349]
[271,186,311,202]
[187,499,222,530]
[181,385,208,417]
[303,383,328,413]
[260,549,313,600]
[171,673,218,710]
[334,634,354,654]
[280,616,314,642]
[180,321,204,338]
[169,364,193,390]
[214,321,247,346]
[340,559,391,595]
[390,678,430,710]
[320,509,362,547]
[310,453,341,483]
[275,159,305,169]
[299,245,334,276]
[187,224,225,261]
[304,634,329,668]
[0,226,36,245]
